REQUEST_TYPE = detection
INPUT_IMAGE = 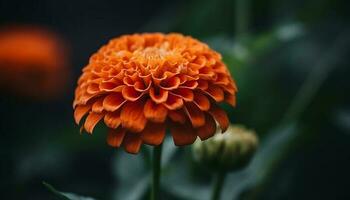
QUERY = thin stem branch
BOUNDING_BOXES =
[151,144,163,200]
[211,171,227,200]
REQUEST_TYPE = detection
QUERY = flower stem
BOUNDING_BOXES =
[151,144,162,200]
[211,171,226,200]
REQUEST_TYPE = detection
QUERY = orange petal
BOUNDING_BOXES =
[79,93,95,105]
[168,109,187,124]
[179,80,198,89]
[193,92,210,111]
[222,79,238,94]
[141,122,166,145]
[143,99,168,123]
[199,67,215,79]
[149,87,168,103]
[193,55,207,66]
[104,111,121,129]
[197,80,208,90]
[171,88,194,102]
[215,73,230,85]
[225,93,236,107]
[92,98,104,113]
[107,127,126,147]
[196,114,216,140]
[120,100,147,132]
[169,122,197,146]
[205,85,224,102]
[134,80,151,92]
[123,74,138,86]
[74,104,91,124]
[163,94,183,110]
[87,83,100,94]
[103,93,126,111]
[184,102,205,128]
[188,68,199,76]
[123,133,142,154]
[209,105,229,132]
[100,81,124,92]
[84,112,104,134]
[160,76,181,90]
[178,74,188,84]
[122,86,144,101]
[212,64,227,73]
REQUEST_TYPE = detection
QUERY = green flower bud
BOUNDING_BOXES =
[192,124,258,172]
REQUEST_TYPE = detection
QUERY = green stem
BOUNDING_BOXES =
[151,144,163,200]
[235,0,250,37]
[211,171,227,200]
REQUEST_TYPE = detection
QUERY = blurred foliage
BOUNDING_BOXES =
[43,182,97,200]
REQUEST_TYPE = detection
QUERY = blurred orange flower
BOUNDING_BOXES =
[0,26,68,99]
[73,33,237,154]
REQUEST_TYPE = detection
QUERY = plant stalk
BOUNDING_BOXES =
[211,171,227,200]
[151,144,163,200]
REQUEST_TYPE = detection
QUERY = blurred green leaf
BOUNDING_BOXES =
[162,153,211,200]
[112,150,148,200]
[162,123,298,200]
[43,182,97,200]
[207,22,304,68]
[335,109,350,132]
[112,137,178,200]
[222,123,298,200]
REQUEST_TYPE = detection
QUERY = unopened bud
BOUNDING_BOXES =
[192,124,258,172]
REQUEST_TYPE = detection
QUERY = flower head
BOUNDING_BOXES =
[73,33,237,154]
[192,124,258,171]
[0,26,68,99]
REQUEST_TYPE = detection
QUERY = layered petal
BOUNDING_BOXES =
[122,86,144,101]
[193,92,210,111]
[103,93,126,111]
[169,122,197,146]
[184,102,205,128]
[149,87,168,104]
[225,93,236,107]
[168,109,187,124]
[196,113,216,140]
[120,100,147,132]
[163,93,183,110]
[205,84,224,102]
[74,104,91,124]
[104,111,121,129]
[107,127,126,147]
[209,104,229,132]
[140,122,166,145]
[84,112,104,134]
[143,99,168,123]
[123,133,142,154]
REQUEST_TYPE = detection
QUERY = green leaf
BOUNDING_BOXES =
[42,182,97,200]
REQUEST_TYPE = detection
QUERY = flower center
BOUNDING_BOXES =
[133,42,174,66]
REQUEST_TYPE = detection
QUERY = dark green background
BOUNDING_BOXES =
[0,0,349,199]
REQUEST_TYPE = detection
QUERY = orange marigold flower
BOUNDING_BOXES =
[73,33,237,154]
[0,26,68,99]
